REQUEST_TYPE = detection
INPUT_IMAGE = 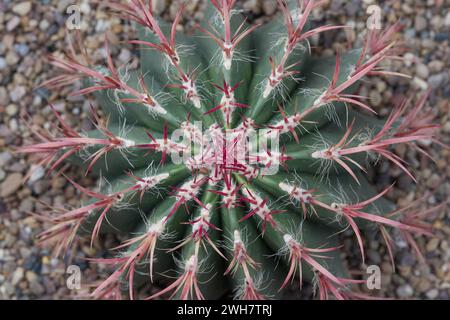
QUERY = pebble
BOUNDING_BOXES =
[426,289,439,299]
[6,16,21,32]
[243,0,261,14]
[19,198,33,213]
[14,44,30,57]
[28,165,45,183]
[404,28,416,40]
[0,87,8,104]
[426,238,440,252]
[375,80,387,92]
[13,2,32,16]
[415,63,429,79]
[414,16,427,31]
[403,53,415,67]
[429,60,444,73]
[396,284,414,298]
[6,52,19,66]
[412,76,429,90]
[0,57,6,70]
[443,121,450,133]
[152,0,167,15]
[39,20,50,31]
[417,279,431,292]
[434,33,449,42]
[428,73,449,89]
[2,283,15,297]
[118,49,131,64]
[12,267,25,286]
[0,173,23,197]
[25,271,38,283]
[19,247,32,260]
[6,104,18,116]
[370,89,382,107]
[262,0,277,15]
[367,249,382,265]
[0,152,12,167]
[29,280,45,295]
[9,86,26,103]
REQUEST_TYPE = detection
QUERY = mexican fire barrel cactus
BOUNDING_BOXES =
[18,0,445,300]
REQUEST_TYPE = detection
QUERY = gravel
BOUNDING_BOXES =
[0,0,449,300]
[0,173,23,198]
[12,2,32,16]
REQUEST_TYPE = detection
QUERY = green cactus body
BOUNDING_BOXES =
[19,0,443,300]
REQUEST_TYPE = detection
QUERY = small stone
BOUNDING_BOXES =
[5,52,19,66]
[370,89,382,107]
[152,0,166,15]
[1,283,15,297]
[12,2,32,16]
[9,162,25,172]
[262,0,277,15]
[12,267,24,286]
[25,271,38,283]
[19,247,31,260]
[417,279,431,292]
[427,174,441,189]
[404,28,416,40]
[39,19,50,31]
[9,118,18,131]
[367,250,382,265]
[414,16,427,31]
[0,169,5,182]
[95,20,109,33]
[428,60,444,73]
[426,289,439,299]
[402,3,413,14]
[6,16,20,32]
[443,122,450,133]
[435,33,449,42]
[396,284,414,298]
[403,53,415,67]
[345,0,359,16]
[445,12,450,27]
[0,87,8,104]
[415,64,429,79]
[0,173,23,197]
[243,0,261,14]
[399,251,416,267]
[14,43,29,57]
[426,238,440,252]
[29,280,45,295]
[9,86,26,103]
[6,104,18,116]
[0,57,6,70]
[28,165,45,183]
[428,73,449,90]
[0,152,12,166]
[118,49,131,64]
[375,80,387,92]
[412,77,428,90]
[19,198,34,213]
[430,15,443,29]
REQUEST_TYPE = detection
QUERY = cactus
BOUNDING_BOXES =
[18,0,445,300]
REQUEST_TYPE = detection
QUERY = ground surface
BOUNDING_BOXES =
[0,0,449,299]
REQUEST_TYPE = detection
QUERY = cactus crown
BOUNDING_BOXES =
[19,0,444,300]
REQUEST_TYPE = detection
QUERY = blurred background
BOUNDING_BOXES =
[0,0,449,299]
